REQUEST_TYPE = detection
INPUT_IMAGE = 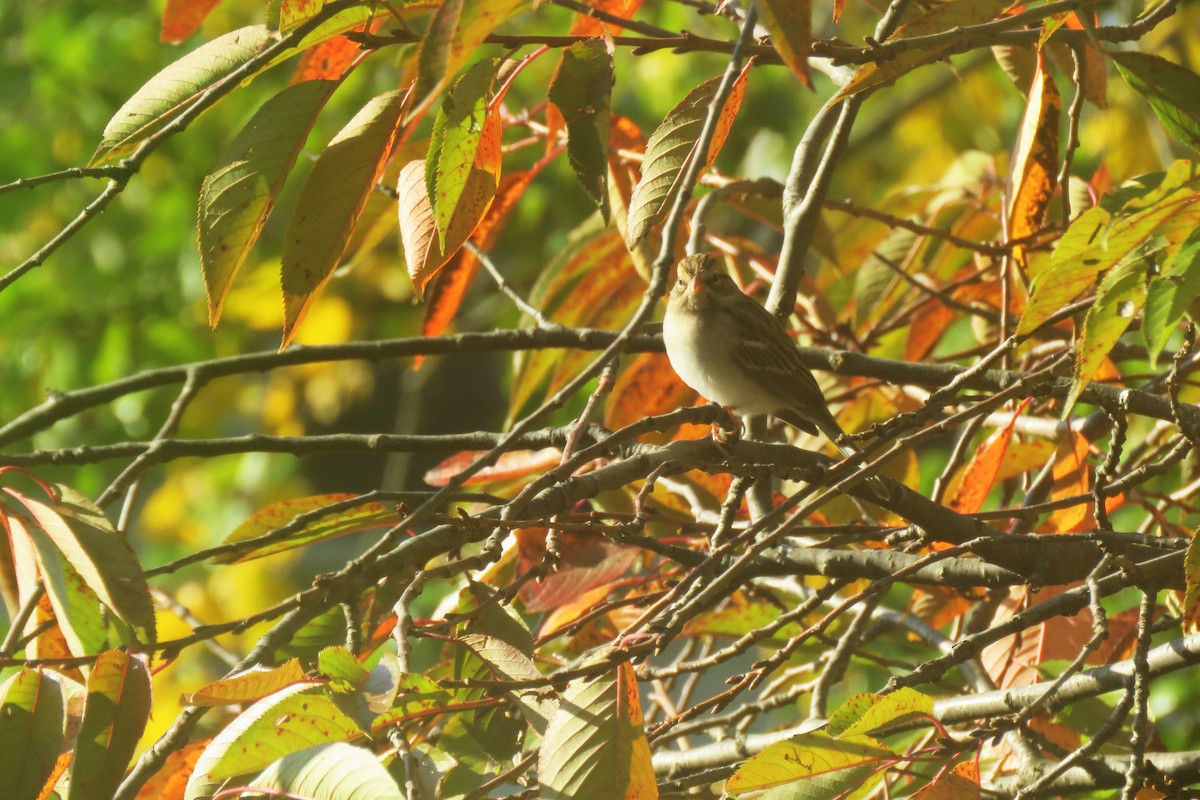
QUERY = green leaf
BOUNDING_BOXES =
[319,646,370,692]
[1017,160,1200,336]
[1064,257,1148,415]
[182,659,308,706]
[753,0,811,87]
[218,493,403,564]
[10,487,155,643]
[625,67,749,249]
[184,683,364,800]
[199,80,338,327]
[67,651,152,800]
[413,0,464,114]
[280,89,406,348]
[427,59,497,251]
[0,668,64,800]
[1143,226,1200,363]
[459,634,556,732]
[91,25,272,165]
[249,742,404,800]
[1113,51,1200,151]
[8,514,108,656]
[834,1,1008,102]
[537,664,655,800]
[370,673,455,730]
[825,688,933,738]
[549,39,615,221]
[726,731,894,797]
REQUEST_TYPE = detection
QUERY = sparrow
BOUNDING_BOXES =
[663,253,863,466]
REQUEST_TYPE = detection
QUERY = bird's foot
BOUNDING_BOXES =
[711,407,743,449]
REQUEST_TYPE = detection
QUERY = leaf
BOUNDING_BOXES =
[753,0,811,87]
[911,761,980,800]
[91,25,272,165]
[248,742,404,799]
[1143,220,1200,364]
[1008,52,1060,271]
[1044,431,1092,534]
[160,0,224,43]
[538,663,657,800]
[1113,51,1200,152]
[319,646,370,692]
[625,66,749,249]
[66,651,152,800]
[184,683,363,800]
[199,79,337,327]
[280,89,406,348]
[419,168,541,363]
[549,39,615,220]
[458,634,557,732]
[1064,258,1148,414]
[824,688,933,738]
[570,0,643,35]
[605,353,696,431]
[217,493,402,564]
[853,226,918,327]
[1017,160,1200,335]
[278,0,329,32]
[726,731,894,797]
[413,0,527,116]
[9,487,155,643]
[135,741,209,800]
[427,59,498,250]
[834,1,1008,102]
[399,108,501,296]
[183,660,308,706]
[948,399,1031,515]
[423,447,562,487]
[515,528,637,614]
[0,669,64,800]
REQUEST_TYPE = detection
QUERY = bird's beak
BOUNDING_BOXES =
[689,275,702,295]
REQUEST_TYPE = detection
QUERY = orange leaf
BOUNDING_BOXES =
[605,353,697,431]
[291,20,380,83]
[1043,429,1092,533]
[423,447,562,487]
[1008,51,1061,270]
[570,0,644,36]
[135,741,209,800]
[949,398,1031,515]
[399,109,501,296]
[905,300,955,362]
[912,759,980,799]
[517,528,637,613]
[160,0,223,43]
[419,167,541,367]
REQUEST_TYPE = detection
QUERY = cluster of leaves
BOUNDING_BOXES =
[6,0,1200,799]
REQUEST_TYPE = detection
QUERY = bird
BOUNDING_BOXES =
[663,253,874,477]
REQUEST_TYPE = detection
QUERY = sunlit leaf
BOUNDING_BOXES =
[0,669,64,800]
[1113,51,1200,152]
[248,742,404,799]
[184,683,362,800]
[835,1,1008,102]
[413,0,526,117]
[217,493,402,564]
[1017,160,1200,335]
[91,25,272,165]
[625,66,749,248]
[825,688,933,738]
[399,107,501,296]
[948,399,1030,515]
[427,59,497,250]
[911,760,980,799]
[200,79,337,327]
[423,447,562,487]
[319,646,370,692]
[1064,257,1148,414]
[605,352,696,431]
[183,660,308,706]
[538,663,657,800]
[8,486,155,643]
[1143,218,1200,364]
[280,89,406,348]
[853,225,917,327]
[1008,52,1060,270]
[161,0,224,43]
[134,742,211,800]
[753,0,811,87]
[549,39,615,220]
[67,651,152,800]
[726,731,894,797]
[515,528,637,613]
[1044,431,1092,534]
[279,0,330,32]
[291,17,379,82]
[459,633,557,732]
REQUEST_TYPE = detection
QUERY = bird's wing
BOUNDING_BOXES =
[728,299,843,436]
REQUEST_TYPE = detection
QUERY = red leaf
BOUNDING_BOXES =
[160,0,224,43]
[423,448,563,487]
[516,528,638,614]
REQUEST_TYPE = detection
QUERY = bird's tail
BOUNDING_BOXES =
[819,420,886,496]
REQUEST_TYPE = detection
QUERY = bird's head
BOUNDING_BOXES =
[670,254,740,310]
